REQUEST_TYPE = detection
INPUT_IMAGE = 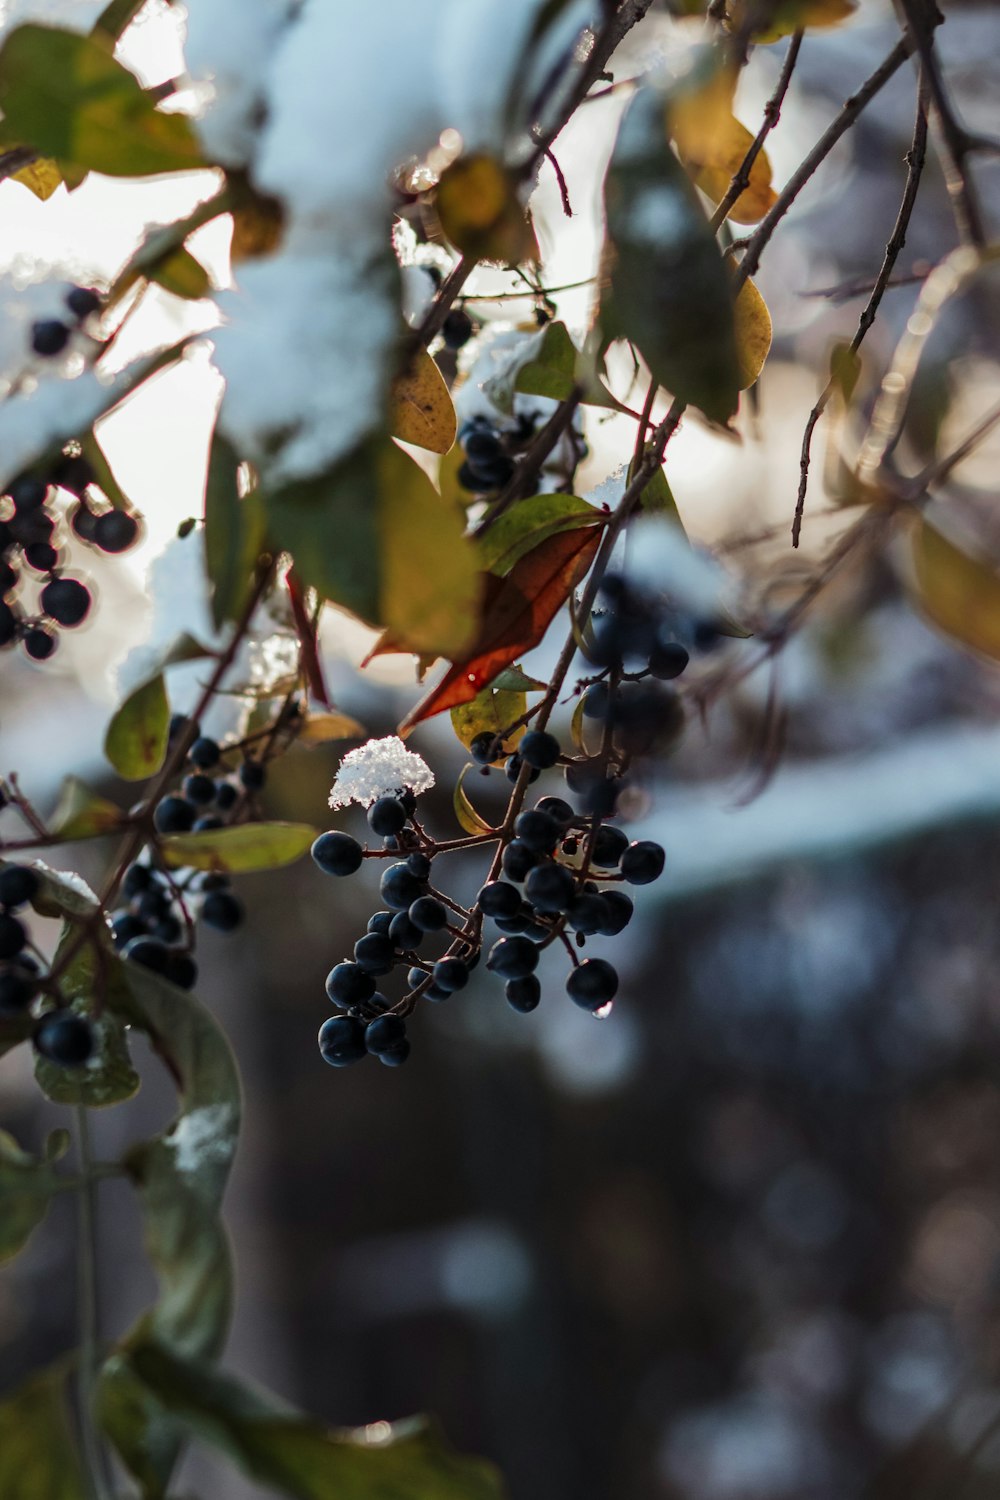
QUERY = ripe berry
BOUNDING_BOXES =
[0,961,38,1014]
[215,781,239,812]
[620,840,665,885]
[153,914,182,945]
[318,1014,367,1067]
[487,936,538,979]
[31,319,70,357]
[122,863,154,897]
[406,851,432,879]
[502,840,540,881]
[524,862,575,914]
[519,730,560,770]
[239,760,267,791]
[182,773,216,806]
[93,509,140,553]
[136,889,170,923]
[649,638,690,680]
[121,935,170,973]
[408,895,447,932]
[52,454,95,494]
[592,825,629,868]
[433,957,468,993]
[66,285,102,320]
[189,736,221,769]
[464,429,503,464]
[514,809,560,852]
[23,626,57,661]
[693,620,724,651]
[477,881,522,918]
[0,602,18,647]
[469,732,502,765]
[506,752,539,784]
[535,796,574,826]
[9,476,47,511]
[71,503,99,543]
[442,308,474,349]
[379,1038,411,1066]
[40,577,91,628]
[353,933,395,974]
[201,891,243,932]
[566,958,619,1010]
[9,507,54,547]
[326,962,376,1006]
[368,796,407,836]
[494,912,530,934]
[0,864,40,909]
[193,814,223,832]
[311,831,363,876]
[24,543,60,572]
[34,1011,93,1066]
[379,862,424,911]
[566,894,608,934]
[388,910,423,951]
[597,889,633,936]
[367,911,393,936]
[365,1014,406,1055]
[111,912,145,949]
[583,682,611,720]
[153,796,196,834]
[0,913,27,959]
[505,975,541,1013]
[165,950,198,990]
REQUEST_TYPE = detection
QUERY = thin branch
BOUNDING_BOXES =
[544,146,573,218]
[709,29,804,233]
[906,398,1000,498]
[472,389,584,537]
[792,78,929,545]
[0,146,39,186]
[804,266,931,301]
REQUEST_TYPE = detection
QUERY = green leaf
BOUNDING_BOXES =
[604,86,740,424]
[204,432,268,630]
[0,25,204,177]
[104,671,169,780]
[33,926,140,1108]
[453,764,496,836]
[490,665,547,691]
[127,1341,507,1500]
[0,1366,86,1499]
[0,1128,62,1264]
[477,493,604,577]
[49,774,123,841]
[267,439,480,658]
[626,453,686,528]
[147,245,211,300]
[93,0,149,43]
[80,427,134,511]
[450,685,527,754]
[160,822,318,874]
[483,320,624,415]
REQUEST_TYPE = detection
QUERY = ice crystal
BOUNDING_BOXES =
[328,735,434,809]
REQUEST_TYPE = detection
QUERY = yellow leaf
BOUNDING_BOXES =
[731,0,857,42]
[436,154,538,266]
[390,348,457,454]
[453,763,495,836]
[11,156,62,199]
[669,70,776,225]
[450,685,527,757]
[912,518,1000,662]
[230,190,284,261]
[734,276,772,389]
[296,712,366,745]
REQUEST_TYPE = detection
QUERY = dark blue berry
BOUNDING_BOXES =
[326,962,376,1006]
[215,781,239,812]
[388,910,424,951]
[367,911,393,936]
[368,796,407,836]
[8,475,47,511]
[597,889,633,935]
[649,638,690,680]
[25,542,60,572]
[477,881,522,918]
[318,1014,367,1067]
[505,975,541,1013]
[136,889,170,923]
[182,773,216,806]
[519,730,560,770]
[524,862,575,913]
[153,796,196,834]
[0,913,27,959]
[193,815,224,832]
[487,936,538,979]
[379,862,424,911]
[506,752,540,784]
[153,914,183,945]
[494,912,531,934]
[0,961,38,1014]
[365,1014,406,1055]
[408,895,447,933]
[24,626,57,660]
[469,731,502,765]
[353,932,395,974]
[52,453,94,495]
[464,428,503,463]
[502,840,540,881]
[122,863,154,897]
[406,851,432,879]
[201,891,243,931]
[121,935,170,973]
[592,825,629,868]
[311,831,363,876]
[433,957,469,993]
[513,809,559,852]
[31,319,70,357]
[238,760,267,790]
[566,958,618,1010]
[535,795,574,825]
[165,950,198,990]
[40,577,91,627]
[34,1011,93,1066]
[0,864,39,909]
[620,840,665,885]
[379,1038,411,1066]
[93,509,140,553]
[566,894,608,934]
[443,307,474,349]
[189,736,221,769]
[66,286,102,320]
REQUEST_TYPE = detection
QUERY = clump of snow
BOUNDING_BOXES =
[168,1104,237,1175]
[624,515,739,619]
[328,735,434,809]
[0,365,123,495]
[183,0,293,167]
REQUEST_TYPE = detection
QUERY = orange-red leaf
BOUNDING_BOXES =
[399,526,601,733]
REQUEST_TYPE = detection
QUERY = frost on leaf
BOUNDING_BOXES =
[168,1105,237,1177]
[328,736,435,809]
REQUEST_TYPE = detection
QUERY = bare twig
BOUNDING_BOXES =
[0,146,39,186]
[792,78,929,545]
[544,147,573,218]
[709,29,804,233]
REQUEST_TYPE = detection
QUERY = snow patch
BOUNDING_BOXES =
[168,1104,237,1175]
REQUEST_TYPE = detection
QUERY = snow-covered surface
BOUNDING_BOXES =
[328,735,434,809]
[0,0,103,37]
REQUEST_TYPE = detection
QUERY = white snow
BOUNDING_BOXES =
[182,0,291,167]
[328,735,434,809]
[168,1103,237,1175]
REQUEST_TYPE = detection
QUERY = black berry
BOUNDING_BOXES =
[93,509,140,553]
[566,958,619,1010]
[326,962,376,1006]
[592,824,629,868]
[318,1014,367,1067]
[40,577,92,628]
[34,1011,93,1066]
[201,891,243,932]
[153,796,196,834]
[368,796,407,836]
[0,864,39,909]
[487,936,538,979]
[31,319,70,357]
[477,881,522,918]
[24,626,57,661]
[238,760,267,791]
[311,831,363,876]
[524,862,575,914]
[66,285,102,320]
[433,957,468,993]
[442,308,474,349]
[519,730,560,770]
[505,975,541,1013]
[0,912,27,959]
[365,1013,406,1055]
[121,935,171,973]
[620,840,665,885]
[189,736,221,769]
[379,862,424,911]
[353,932,395,974]
[408,895,447,932]
[513,809,560,852]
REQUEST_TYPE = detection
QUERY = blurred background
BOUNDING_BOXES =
[3,0,1000,1496]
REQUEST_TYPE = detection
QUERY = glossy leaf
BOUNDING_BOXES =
[204,432,268,630]
[11,155,62,199]
[296,712,366,745]
[127,1341,507,1500]
[390,347,457,454]
[400,524,601,732]
[912,518,1000,663]
[161,821,318,873]
[104,671,169,780]
[734,277,772,390]
[483,320,624,415]
[477,493,605,577]
[453,764,496,835]
[451,684,527,753]
[436,153,537,266]
[626,454,686,529]
[0,1129,61,1264]
[669,66,776,225]
[604,87,740,424]
[0,25,204,177]
[0,1367,85,1499]
[49,774,123,840]
[491,665,547,691]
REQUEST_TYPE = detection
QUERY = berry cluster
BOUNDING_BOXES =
[30,283,103,359]
[0,863,94,1067]
[1,440,141,662]
[311,753,666,1071]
